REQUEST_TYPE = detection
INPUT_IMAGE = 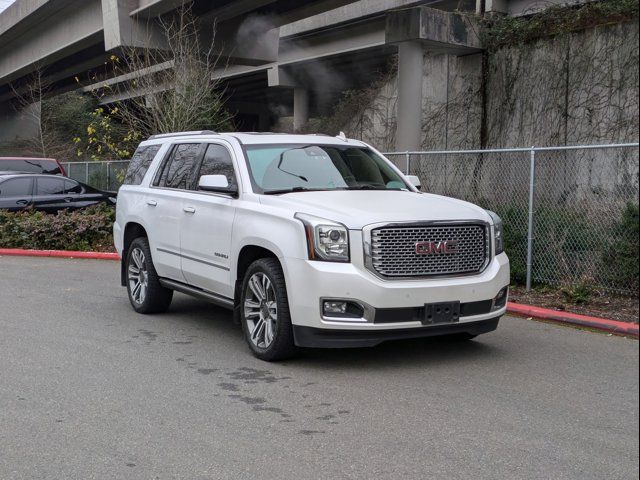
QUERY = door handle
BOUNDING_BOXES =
[146,200,158,207]
[183,206,196,214]
[16,199,29,205]
[64,197,73,203]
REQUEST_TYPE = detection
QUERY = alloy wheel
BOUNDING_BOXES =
[128,247,148,305]
[244,272,278,348]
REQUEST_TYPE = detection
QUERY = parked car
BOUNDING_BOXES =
[0,174,116,212]
[114,131,510,361]
[0,157,66,175]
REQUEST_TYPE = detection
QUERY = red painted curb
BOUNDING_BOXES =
[0,248,119,260]
[507,302,638,338]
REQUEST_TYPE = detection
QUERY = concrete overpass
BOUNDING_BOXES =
[0,0,484,151]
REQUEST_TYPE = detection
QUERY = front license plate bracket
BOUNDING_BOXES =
[423,302,461,325]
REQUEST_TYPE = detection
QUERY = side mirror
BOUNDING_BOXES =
[198,175,236,194]
[406,175,422,191]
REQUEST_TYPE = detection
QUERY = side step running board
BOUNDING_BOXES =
[159,278,234,310]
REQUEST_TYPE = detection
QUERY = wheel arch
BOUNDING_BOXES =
[234,244,281,304]
[121,222,148,286]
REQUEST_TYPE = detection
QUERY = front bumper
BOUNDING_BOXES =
[293,317,500,348]
[282,243,510,343]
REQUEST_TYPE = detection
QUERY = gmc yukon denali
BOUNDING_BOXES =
[114,131,510,360]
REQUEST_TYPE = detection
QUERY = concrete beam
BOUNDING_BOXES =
[267,67,297,88]
[129,0,189,18]
[0,1,103,85]
[386,6,482,54]
[101,0,164,50]
[281,0,426,37]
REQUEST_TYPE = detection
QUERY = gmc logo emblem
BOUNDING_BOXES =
[415,240,459,255]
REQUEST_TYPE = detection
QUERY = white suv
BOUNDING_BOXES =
[114,131,510,360]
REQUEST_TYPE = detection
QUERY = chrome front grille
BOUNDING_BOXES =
[367,223,489,278]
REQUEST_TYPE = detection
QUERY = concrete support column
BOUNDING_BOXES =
[395,41,423,151]
[293,87,309,132]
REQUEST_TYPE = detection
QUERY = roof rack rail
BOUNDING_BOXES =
[147,130,217,140]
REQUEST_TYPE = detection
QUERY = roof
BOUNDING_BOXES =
[141,131,366,147]
[0,157,58,161]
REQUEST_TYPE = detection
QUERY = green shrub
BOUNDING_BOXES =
[0,204,115,252]
[601,203,640,292]
[489,204,605,288]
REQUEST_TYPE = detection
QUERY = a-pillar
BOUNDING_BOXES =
[395,40,424,152]
[293,88,309,132]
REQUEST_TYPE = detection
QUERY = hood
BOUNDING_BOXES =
[259,190,491,229]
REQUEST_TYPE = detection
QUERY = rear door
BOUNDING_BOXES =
[179,142,238,297]
[33,176,70,212]
[63,179,104,209]
[145,142,205,282]
[0,177,33,211]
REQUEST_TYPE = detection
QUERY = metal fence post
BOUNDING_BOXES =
[106,162,111,191]
[405,151,410,175]
[526,147,536,291]
[85,162,89,185]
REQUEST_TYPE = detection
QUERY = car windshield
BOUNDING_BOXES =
[244,144,408,194]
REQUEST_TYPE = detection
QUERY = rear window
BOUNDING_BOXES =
[123,145,161,185]
[0,159,61,175]
[36,177,66,195]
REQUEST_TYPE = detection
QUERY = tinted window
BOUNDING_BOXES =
[0,178,32,197]
[123,145,160,185]
[37,177,66,195]
[156,144,201,189]
[0,159,61,174]
[64,179,83,194]
[197,144,237,190]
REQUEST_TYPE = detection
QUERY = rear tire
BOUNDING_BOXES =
[240,258,296,361]
[126,237,173,314]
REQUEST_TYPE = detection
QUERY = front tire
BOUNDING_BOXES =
[240,258,296,361]
[126,237,173,314]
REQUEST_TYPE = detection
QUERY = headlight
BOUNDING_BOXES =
[487,210,504,255]
[295,213,350,262]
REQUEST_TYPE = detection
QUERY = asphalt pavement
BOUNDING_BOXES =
[0,256,638,480]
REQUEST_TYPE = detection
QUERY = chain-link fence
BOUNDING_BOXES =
[61,160,130,192]
[385,143,640,295]
[64,145,639,294]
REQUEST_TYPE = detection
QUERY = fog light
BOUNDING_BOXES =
[322,300,366,320]
[323,301,347,315]
[493,287,509,310]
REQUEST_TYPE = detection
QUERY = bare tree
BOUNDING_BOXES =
[98,5,232,137]
[9,69,56,157]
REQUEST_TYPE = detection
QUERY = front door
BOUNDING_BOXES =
[179,143,238,298]
[0,177,33,211]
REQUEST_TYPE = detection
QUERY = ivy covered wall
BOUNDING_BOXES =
[322,2,639,151]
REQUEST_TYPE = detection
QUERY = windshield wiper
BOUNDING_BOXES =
[263,187,322,195]
[345,185,394,190]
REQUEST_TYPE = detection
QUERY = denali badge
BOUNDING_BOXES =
[415,240,459,255]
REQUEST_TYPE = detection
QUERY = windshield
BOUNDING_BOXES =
[244,144,408,194]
